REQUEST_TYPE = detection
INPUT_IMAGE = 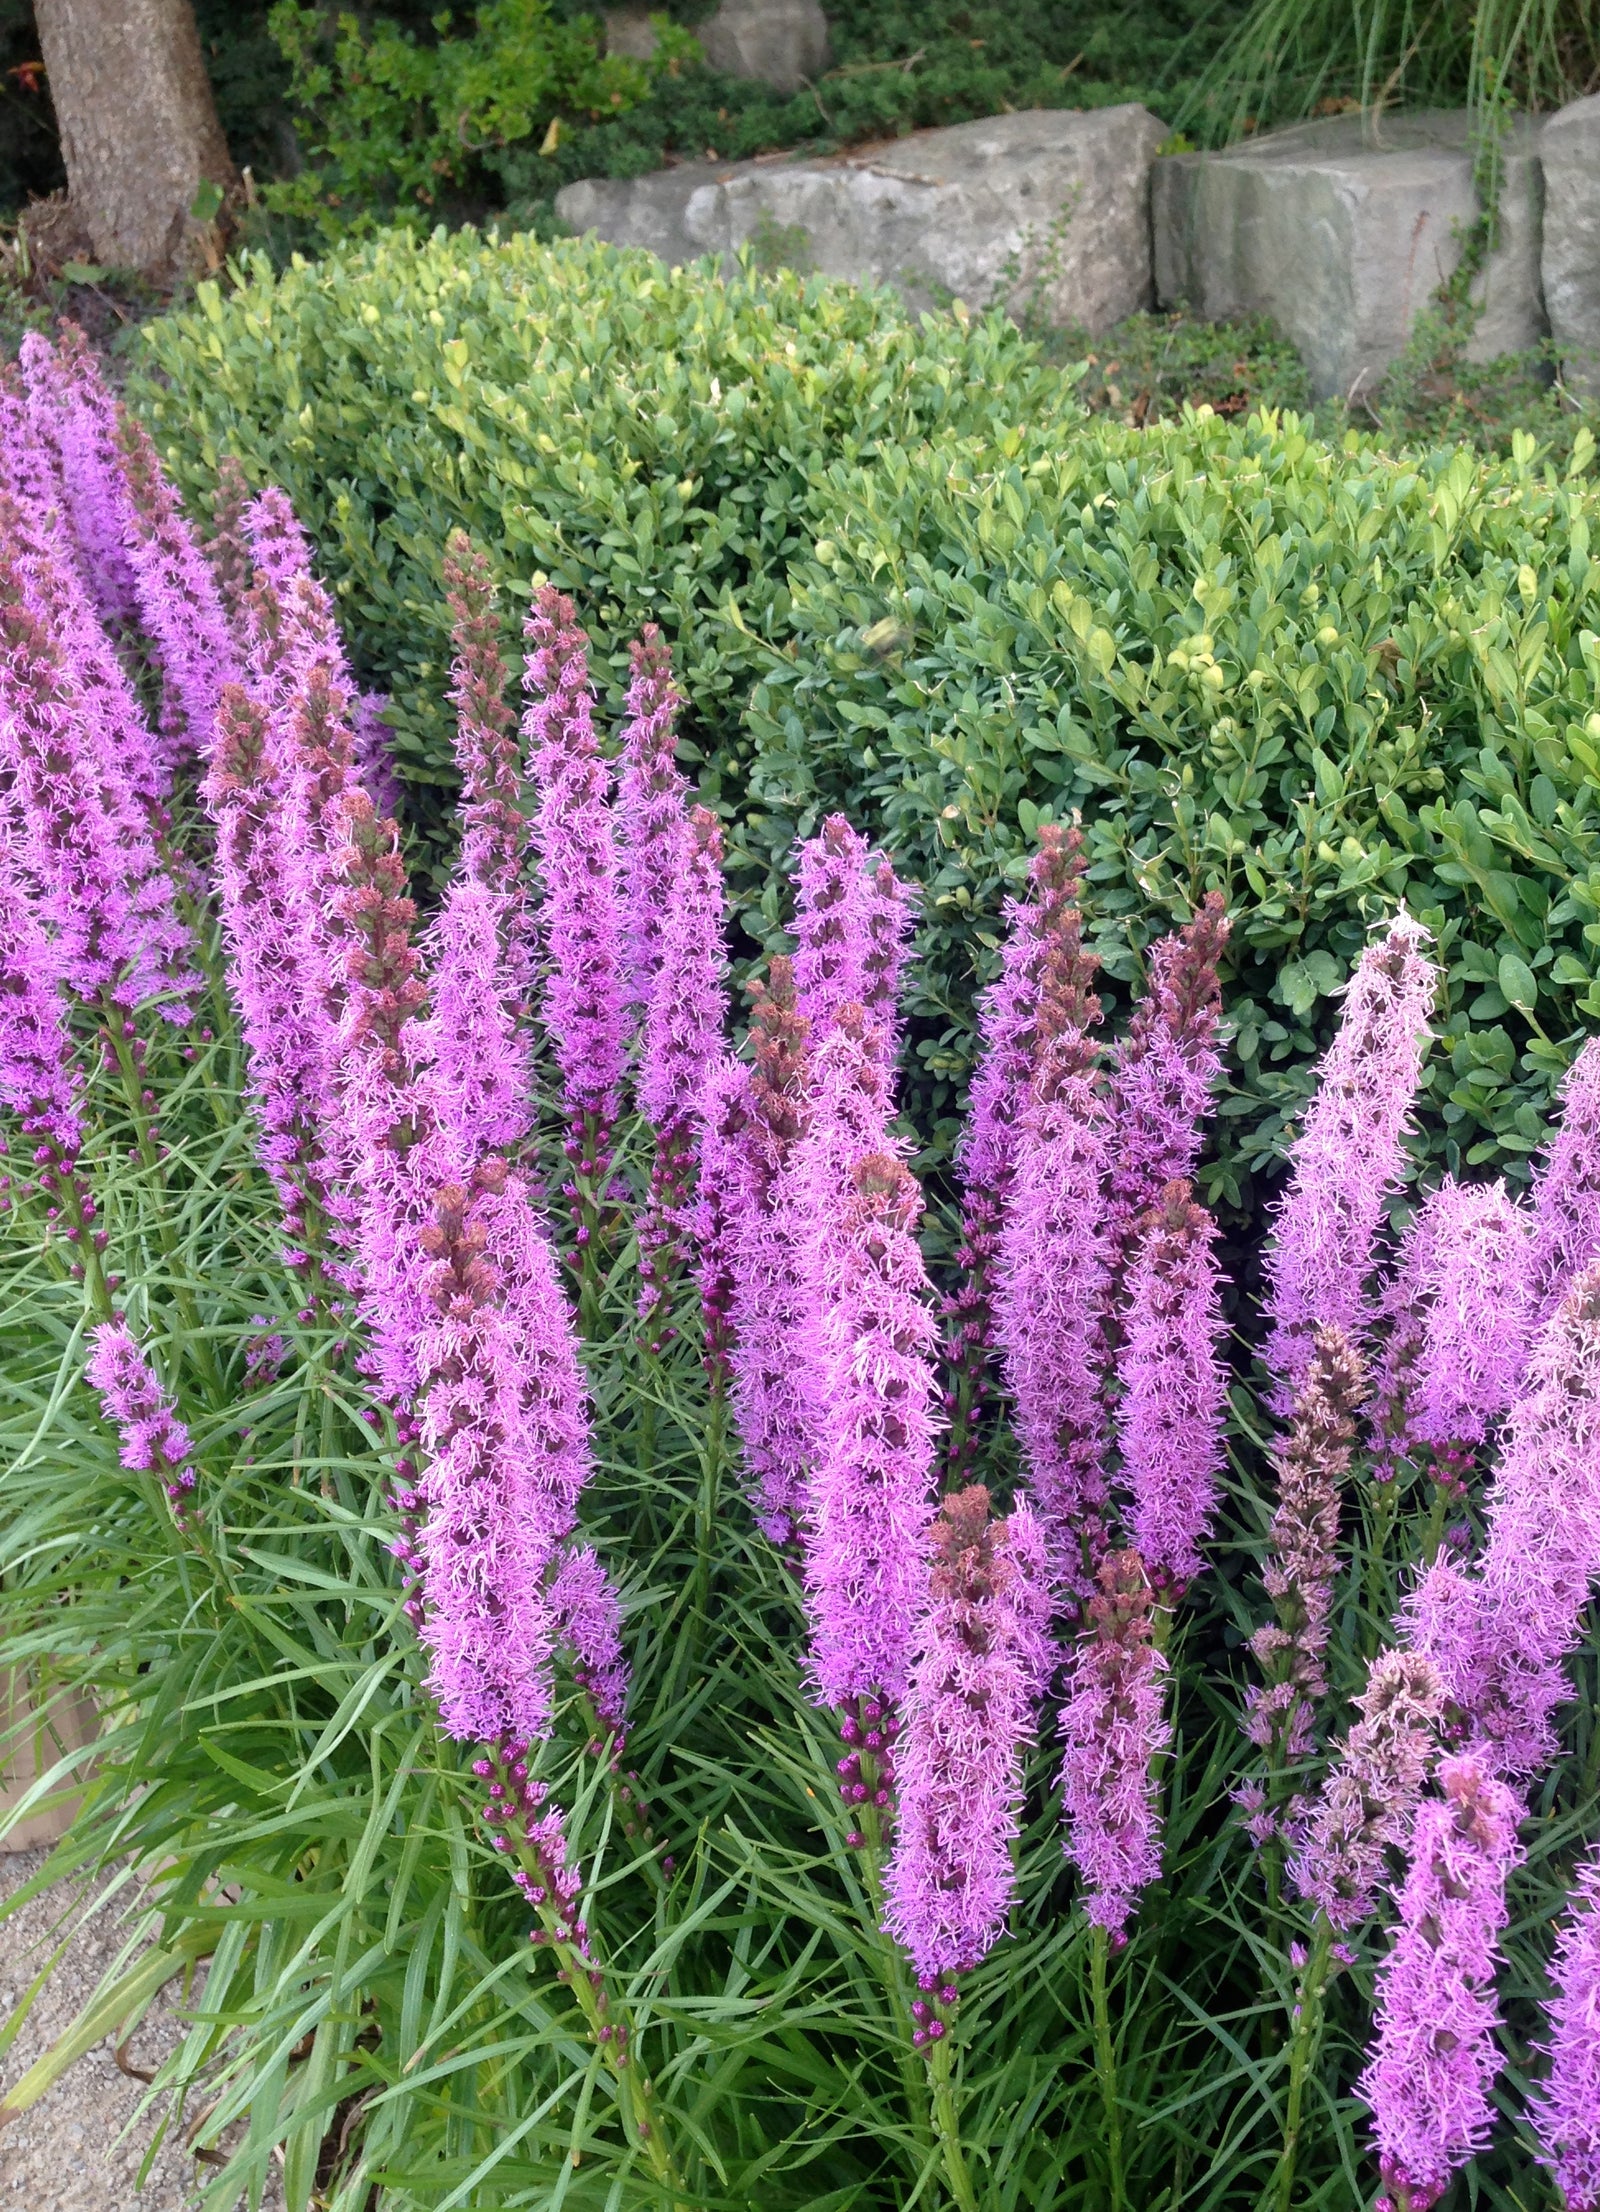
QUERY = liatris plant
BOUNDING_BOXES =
[12,422,1600,2212]
[614,623,688,1010]
[1529,1033,1600,1322]
[1531,1845,1600,2212]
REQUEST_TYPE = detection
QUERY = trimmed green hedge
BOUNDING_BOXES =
[133,228,1075,859]
[135,229,1600,1212]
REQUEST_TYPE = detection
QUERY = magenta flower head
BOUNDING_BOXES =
[1058,1548,1171,1939]
[1529,1034,1600,1325]
[1263,912,1438,1405]
[18,326,139,630]
[995,935,1113,1597]
[883,1487,1051,1986]
[0,830,85,1190]
[85,1318,200,1526]
[803,1149,941,1715]
[522,587,630,1160]
[420,875,534,1167]
[1360,1754,1525,2212]
[1530,1845,1600,2212]
[443,534,524,948]
[1291,1647,1446,1930]
[548,1543,630,1746]
[1403,1261,1600,1781]
[1116,1179,1228,1594]
[615,624,689,1009]
[1106,892,1231,1280]
[1372,1178,1535,1490]
[695,1053,760,1382]
[792,815,873,1040]
[860,855,915,1076]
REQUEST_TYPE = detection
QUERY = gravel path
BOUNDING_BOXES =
[0,1849,284,2211]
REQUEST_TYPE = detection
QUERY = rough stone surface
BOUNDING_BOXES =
[1153,111,1547,400]
[0,1849,283,2210]
[605,0,828,90]
[1541,94,1600,399]
[557,105,1169,330]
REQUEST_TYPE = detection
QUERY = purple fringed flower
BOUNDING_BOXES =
[421,878,534,1168]
[1291,1648,1446,1930]
[695,1055,760,1384]
[1371,1179,1534,1492]
[111,404,241,768]
[549,1544,630,1746]
[205,454,254,640]
[803,1149,941,1715]
[1117,1179,1228,1595]
[638,805,728,1331]
[1529,1035,1600,1326]
[1263,912,1438,1405]
[1245,1326,1365,1765]
[1105,893,1230,1281]
[523,587,630,1174]
[443,535,524,955]
[1403,1263,1600,1781]
[883,1487,1050,1992]
[203,685,344,1255]
[615,624,688,1009]
[19,326,139,631]
[1359,1754,1524,2212]
[85,1318,200,1528]
[1058,1548,1171,1939]
[725,958,813,1544]
[1531,1846,1600,2212]
[792,815,873,1041]
[860,855,915,1075]
[0,832,85,1204]
[995,964,1113,1599]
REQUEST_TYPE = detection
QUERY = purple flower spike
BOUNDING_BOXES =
[695,1055,760,1384]
[1531,1846,1600,2212]
[995,920,1112,1597]
[1117,1179,1228,1594]
[860,855,915,1078]
[803,1149,941,1712]
[1360,1754,1524,2212]
[548,1543,631,1746]
[1106,893,1231,1284]
[443,535,525,956]
[1529,1035,1600,1326]
[523,588,630,1159]
[615,624,688,1010]
[86,1320,200,1526]
[883,1488,1050,1983]
[1403,1262,1600,1781]
[0,833,85,1187]
[1263,912,1438,1405]
[1058,1549,1170,1938]
[792,815,874,1043]
[1291,1648,1445,1930]
[421,877,534,1168]
[19,326,139,631]
[353,691,404,823]
[111,405,242,769]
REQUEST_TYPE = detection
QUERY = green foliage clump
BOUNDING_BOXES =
[131,226,1074,856]
[742,411,1600,1206]
[262,0,697,240]
[134,229,1600,1207]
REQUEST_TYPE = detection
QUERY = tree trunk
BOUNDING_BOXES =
[33,0,236,279]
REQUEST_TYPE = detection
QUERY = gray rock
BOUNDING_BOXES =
[1541,94,1600,400]
[606,0,827,91]
[556,105,1169,331]
[699,0,829,93]
[1153,110,1547,400]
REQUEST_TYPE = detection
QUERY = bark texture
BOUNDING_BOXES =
[33,0,236,277]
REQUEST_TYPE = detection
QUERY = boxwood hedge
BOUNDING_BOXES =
[133,229,1600,1214]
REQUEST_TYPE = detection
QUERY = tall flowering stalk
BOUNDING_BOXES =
[1529,1034,1600,1324]
[353,691,403,821]
[1245,1326,1365,1780]
[18,327,139,631]
[523,588,630,1241]
[110,404,241,769]
[1359,1755,1524,2212]
[0,832,95,1279]
[614,624,688,1009]
[1404,1262,1600,1781]
[792,815,873,1040]
[1530,1845,1600,2212]
[1263,913,1438,1405]
[85,1319,201,1534]
[694,1055,759,1385]
[205,453,254,639]
[804,1149,941,1842]
[1370,1179,1534,1495]
[1116,1179,1228,1595]
[1105,893,1231,1285]
[994,906,1112,1598]
[638,806,728,1336]
[443,533,528,986]
[419,878,533,1169]
[1059,1549,1171,1939]
[861,855,915,1077]
[951,824,1090,1478]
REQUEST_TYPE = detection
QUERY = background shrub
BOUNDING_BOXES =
[134,230,1600,1215]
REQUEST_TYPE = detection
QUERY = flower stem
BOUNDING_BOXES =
[1274,1917,1333,2212]
[927,2029,980,2212]
[1091,1922,1126,2212]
